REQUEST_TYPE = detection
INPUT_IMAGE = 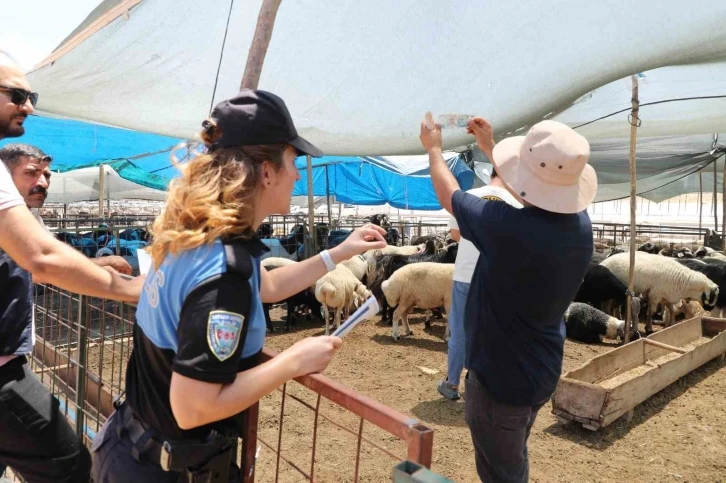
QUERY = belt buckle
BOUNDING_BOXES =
[160,441,172,471]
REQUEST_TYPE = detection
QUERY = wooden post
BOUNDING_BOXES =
[98,165,105,219]
[714,159,719,235]
[306,155,316,257]
[625,75,640,344]
[722,159,725,251]
[699,172,703,232]
[325,165,332,227]
[240,0,283,90]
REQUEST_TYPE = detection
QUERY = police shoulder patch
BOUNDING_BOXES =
[480,195,503,202]
[207,310,245,362]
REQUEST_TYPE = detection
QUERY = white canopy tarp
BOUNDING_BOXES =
[47,165,167,203]
[27,0,726,156]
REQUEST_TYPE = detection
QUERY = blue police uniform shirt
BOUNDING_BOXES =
[125,237,268,439]
[0,249,34,357]
[451,189,593,406]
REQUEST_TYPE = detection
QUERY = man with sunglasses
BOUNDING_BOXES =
[0,51,144,483]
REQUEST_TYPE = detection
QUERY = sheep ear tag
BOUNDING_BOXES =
[207,310,245,362]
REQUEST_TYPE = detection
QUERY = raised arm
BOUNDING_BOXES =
[0,204,142,301]
[419,122,460,214]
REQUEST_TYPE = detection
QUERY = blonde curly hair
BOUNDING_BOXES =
[149,120,287,268]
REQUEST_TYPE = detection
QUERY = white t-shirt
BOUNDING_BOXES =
[0,160,24,212]
[449,186,522,283]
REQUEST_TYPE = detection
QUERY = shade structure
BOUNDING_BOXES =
[26,0,726,155]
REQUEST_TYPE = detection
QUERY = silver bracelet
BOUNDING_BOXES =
[319,249,337,272]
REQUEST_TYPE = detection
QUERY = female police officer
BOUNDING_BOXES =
[90,90,387,482]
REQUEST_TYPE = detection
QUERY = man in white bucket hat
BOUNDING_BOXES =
[420,117,595,483]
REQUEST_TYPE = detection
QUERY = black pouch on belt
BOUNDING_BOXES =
[160,430,237,483]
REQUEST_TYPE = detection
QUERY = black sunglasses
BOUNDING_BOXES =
[0,85,38,107]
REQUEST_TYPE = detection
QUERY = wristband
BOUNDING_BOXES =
[319,250,337,272]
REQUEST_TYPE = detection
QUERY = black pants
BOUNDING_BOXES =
[464,371,546,483]
[91,408,241,483]
[0,356,91,483]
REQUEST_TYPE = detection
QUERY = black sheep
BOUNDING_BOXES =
[564,303,633,343]
[262,265,322,332]
[367,243,458,324]
[574,264,629,314]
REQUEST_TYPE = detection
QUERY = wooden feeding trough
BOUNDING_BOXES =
[552,316,726,431]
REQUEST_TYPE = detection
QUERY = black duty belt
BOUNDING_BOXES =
[115,401,165,465]
[114,402,238,482]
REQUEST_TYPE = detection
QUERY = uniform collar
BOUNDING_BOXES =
[224,235,270,257]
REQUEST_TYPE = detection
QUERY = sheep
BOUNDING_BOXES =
[706,252,726,262]
[381,262,454,341]
[364,243,426,261]
[695,246,715,258]
[409,235,445,250]
[339,254,368,283]
[574,264,629,313]
[658,246,694,259]
[366,243,458,324]
[601,252,719,333]
[564,303,636,343]
[671,299,707,321]
[676,258,726,318]
[261,257,321,332]
[590,247,623,265]
[315,266,372,335]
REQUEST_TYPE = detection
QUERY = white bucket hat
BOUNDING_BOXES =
[492,120,597,214]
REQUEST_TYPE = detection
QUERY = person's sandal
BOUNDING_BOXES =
[437,380,461,400]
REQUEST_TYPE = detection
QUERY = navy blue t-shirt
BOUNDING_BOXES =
[0,250,34,357]
[452,189,593,406]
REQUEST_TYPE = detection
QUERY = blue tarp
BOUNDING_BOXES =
[0,115,474,210]
[293,156,474,210]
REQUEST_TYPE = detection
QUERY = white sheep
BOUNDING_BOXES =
[364,244,424,262]
[601,252,719,333]
[381,262,454,341]
[339,254,367,281]
[315,265,372,335]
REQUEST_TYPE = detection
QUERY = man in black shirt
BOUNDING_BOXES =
[420,117,596,482]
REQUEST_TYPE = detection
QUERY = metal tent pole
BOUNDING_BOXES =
[307,155,316,257]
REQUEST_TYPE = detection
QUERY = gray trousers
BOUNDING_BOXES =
[464,371,546,483]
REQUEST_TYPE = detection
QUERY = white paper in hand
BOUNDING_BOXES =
[332,296,380,338]
[137,248,153,276]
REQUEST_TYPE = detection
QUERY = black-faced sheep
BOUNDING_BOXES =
[676,258,726,317]
[601,252,719,333]
[381,262,454,341]
[564,303,638,343]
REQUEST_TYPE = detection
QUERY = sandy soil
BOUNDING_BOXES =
[257,308,726,483]
[20,307,724,483]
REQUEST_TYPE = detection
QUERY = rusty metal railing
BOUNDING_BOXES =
[3,286,434,482]
[239,349,434,482]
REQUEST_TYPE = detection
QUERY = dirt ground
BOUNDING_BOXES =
[258,306,726,483]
